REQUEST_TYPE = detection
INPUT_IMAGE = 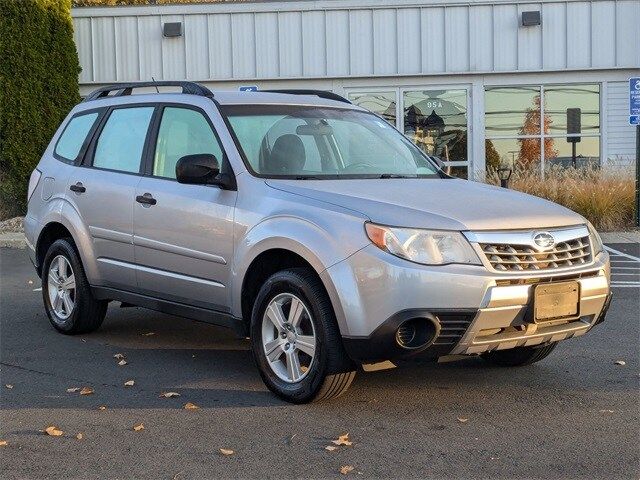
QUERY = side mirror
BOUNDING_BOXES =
[176,154,220,185]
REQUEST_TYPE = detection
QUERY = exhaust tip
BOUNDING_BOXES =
[395,318,440,350]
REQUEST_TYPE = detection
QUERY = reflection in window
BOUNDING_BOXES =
[544,84,600,135]
[484,84,600,175]
[347,91,396,125]
[485,86,540,136]
[547,137,600,169]
[403,89,467,164]
[486,138,541,171]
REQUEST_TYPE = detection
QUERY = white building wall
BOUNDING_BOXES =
[607,81,638,165]
[71,0,640,84]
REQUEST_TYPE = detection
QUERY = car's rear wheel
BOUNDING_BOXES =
[481,343,557,367]
[42,238,107,334]
[250,268,356,403]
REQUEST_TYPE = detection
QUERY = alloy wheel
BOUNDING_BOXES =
[47,255,76,320]
[261,293,316,383]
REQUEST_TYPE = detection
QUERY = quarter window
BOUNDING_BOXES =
[54,112,99,162]
[93,107,154,173]
[153,107,223,179]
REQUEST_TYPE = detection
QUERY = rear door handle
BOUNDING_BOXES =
[136,193,157,206]
[69,182,86,193]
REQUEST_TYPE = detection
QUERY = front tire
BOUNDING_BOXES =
[481,343,557,367]
[42,238,107,334]
[250,268,356,404]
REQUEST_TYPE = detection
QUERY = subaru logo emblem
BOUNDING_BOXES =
[533,232,555,249]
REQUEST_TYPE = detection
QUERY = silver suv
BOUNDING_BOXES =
[25,82,611,403]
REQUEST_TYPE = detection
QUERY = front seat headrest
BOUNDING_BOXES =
[268,134,306,174]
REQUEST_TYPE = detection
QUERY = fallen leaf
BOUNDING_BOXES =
[98,405,107,411]
[133,423,144,432]
[76,433,83,440]
[45,426,64,437]
[614,360,626,366]
[66,387,80,393]
[113,353,125,360]
[219,448,234,456]
[159,392,181,398]
[183,402,199,410]
[331,433,353,446]
[0,440,7,447]
[5,384,13,389]
[118,359,128,366]
[142,332,155,336]
[340,466,355,475]
[325,445,338,452]
[28,280,34,285]
[79,387,94,396]
[457,417,469,423]
[124,380,135,387]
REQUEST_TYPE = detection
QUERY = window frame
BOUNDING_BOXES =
[53,107,105,165]
[484,82,602,175]
[82,103,158,176]
[142,103,230,182]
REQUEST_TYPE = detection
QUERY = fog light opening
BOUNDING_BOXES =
[395,318,439,350]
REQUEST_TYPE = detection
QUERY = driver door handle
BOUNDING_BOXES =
[136,193,157,206]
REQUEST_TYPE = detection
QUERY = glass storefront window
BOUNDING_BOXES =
[485,83,600,175]
[485,138,541,172]
[403,89,468,163]
[347,91,396,125]
[544,84,600,136]
[546,136,600,169]
[485,86,541,136]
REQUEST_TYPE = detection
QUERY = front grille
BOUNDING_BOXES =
[481,235,592,272]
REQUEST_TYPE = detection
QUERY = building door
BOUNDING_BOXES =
[402,88,470,178]
[347,87,470,179]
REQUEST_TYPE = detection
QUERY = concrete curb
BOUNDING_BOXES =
[0,232,26,249]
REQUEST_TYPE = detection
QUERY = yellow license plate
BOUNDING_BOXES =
[534,281,580,322]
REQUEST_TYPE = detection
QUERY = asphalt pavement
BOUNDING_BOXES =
[1,247,638,479]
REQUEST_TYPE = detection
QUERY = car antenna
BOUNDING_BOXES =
[151,77,160,93]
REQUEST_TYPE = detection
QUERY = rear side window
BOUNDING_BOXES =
[93,107,154,173]
[54,112,99,162]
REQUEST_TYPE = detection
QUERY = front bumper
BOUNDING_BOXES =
[323,244,610,363]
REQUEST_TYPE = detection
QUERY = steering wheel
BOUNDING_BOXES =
[342,162,375,173]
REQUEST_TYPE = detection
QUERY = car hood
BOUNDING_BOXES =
[266,178,585,231]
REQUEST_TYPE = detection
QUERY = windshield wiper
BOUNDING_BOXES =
[294,175,323,180]
[377,174,417,179]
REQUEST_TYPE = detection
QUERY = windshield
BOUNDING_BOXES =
[222,105,441,179]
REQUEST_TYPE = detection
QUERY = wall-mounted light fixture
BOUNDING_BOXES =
[163,22,183,38]
[521,11,541,27]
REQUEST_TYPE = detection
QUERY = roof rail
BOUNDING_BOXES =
[262,89,351,104]
[83,81,214,102]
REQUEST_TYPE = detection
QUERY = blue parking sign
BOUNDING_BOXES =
[630,77,640,125]
[239,86,258,92]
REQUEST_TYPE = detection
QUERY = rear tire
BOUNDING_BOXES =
[250,268,356,404]
[481,343,557,367]
[42,238,107,334]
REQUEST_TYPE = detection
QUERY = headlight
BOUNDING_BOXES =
[365,222,481,266]
[587,221,603,255]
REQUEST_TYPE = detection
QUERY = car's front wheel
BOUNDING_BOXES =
[481,343,557,367]
[250,268,356,403]
[42,238,108,334]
